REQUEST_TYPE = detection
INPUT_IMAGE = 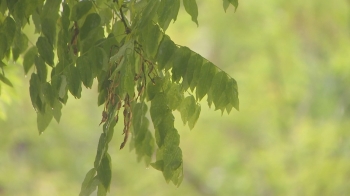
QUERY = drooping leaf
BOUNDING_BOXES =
[37,104,53,134]
[34,56,47,82]
[157,0,180,31]
[42,82,55,108]
[71,1,93,21]
[162,146,183,185]
[12,31,28,61]
[36,36,54,66]
[41,0,61,21]
[32,9,41,33]
[156,35,177,70]
[77,55,93,88]
[58,75,68,99]
[0,73,13,87]
[178,95,196,125]
[141,23,164,59]
[196,61,217,100]
[132,102,155,165]
[41,17,56,46]
[209,71,229,109]
[79,174,99,196]
[146,76,164,101]
[183,53,203,90]
[150,160,164,171]
[2,16,16,46]
[188,104,200,129]
[171,47,191,82]
[98,89,107,106]
[150,92,171,129]
[109,39,133,64]
[0,33,8,59]
[93,47,108,74]
[183,0,198,25]
[80,13,101,40]
[52,99,62,123]
[223,0,230,12]
[226,78,239,111]
[97,183,107,196]
[29,73,44,112]
[97,153,112,191]
[135,0,159,29]
[165,83,183,110]
[23,46,38,74]
[67,65,82,98]
[119,54,135,97]
[94,133,107,169]
[225,0,239,11]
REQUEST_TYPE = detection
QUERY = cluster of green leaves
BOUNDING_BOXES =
[0,0,238,195]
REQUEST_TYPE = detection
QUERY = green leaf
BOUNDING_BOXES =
[97,183,107,196]
[135,0,159,29]
[97,153,112,191]
[132,103,155,165]
[42,82,55,108]
[80,13,101,40]
[226,78,239,111]
[80,175,99,196]
[196,62,216,100]
[163,146,183,185]
[67,66,82,98]
[29,73,44,112]
[32,10,41,33]
[225,0,239,11]
[210,71,228,108]
[150,93,171,128]
[156,35,177,70]
[41,18,56,46]
[183,53,203,90]
[98,89,107,106]
[36,36,54,66]
[52,99,62,123]
[155,113,175,148]
[37,104,53,134]
[109,39,133,63]
[146,76,164,101]
[94,133,107,169]
[165,83,183,110]
[41,0,61,20]
[223,0,230,12]
[141,23,164,59]
[178,95,196,125]
[0,73,13,87]
[157,0,180,31]
[61,3,71,31]
[93,47,108,74]
[2,16,16,46]
[23,46,38,74]
[183,0,198,25]
[0,33,8,59]
[58,75,68,99]
[79,168,97,196]
[150,160,164,171]
[119,55,135,97]
[71,1,93,21]
[188,104,200,129]
[34,56,47,82]
[77,55,93,88]
[12,31,28,61]
[0,0,8,14]
[171,47,191,82]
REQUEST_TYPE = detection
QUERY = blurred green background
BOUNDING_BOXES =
[1,0,350,195]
